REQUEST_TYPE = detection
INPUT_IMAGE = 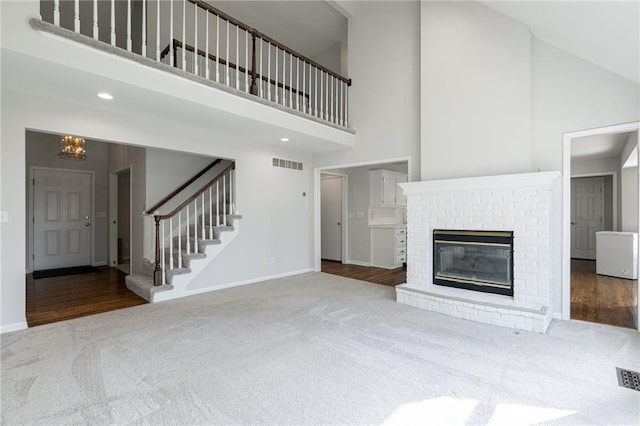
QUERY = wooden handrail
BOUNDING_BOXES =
[145,158,222,214]
[155,162,235,221]
[186,0,351,86]
[162,39,311,99]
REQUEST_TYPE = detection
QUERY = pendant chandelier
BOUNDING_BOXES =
[58,135,86,160]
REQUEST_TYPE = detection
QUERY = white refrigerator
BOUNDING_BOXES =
[595,231,638,279]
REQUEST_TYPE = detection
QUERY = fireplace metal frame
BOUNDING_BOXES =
[433,230,514,296]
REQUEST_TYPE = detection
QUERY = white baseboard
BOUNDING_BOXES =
[186,268,315,297]
[92,261,108,267]
[346,260,371,267]
[552,312,562,320]
[1,321,28,334]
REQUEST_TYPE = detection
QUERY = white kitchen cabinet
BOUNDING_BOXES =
[370,226,407,269]
[370,170,408,207]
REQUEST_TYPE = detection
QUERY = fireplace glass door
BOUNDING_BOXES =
[433,230,514,296]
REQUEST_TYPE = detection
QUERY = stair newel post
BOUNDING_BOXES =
[250,30,259,96]
[153,216,162,286]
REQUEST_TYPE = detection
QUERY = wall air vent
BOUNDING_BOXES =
[272,157,303,171]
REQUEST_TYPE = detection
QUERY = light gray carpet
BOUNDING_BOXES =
[2,272,639,425]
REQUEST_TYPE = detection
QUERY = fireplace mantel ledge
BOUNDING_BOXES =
[400,171,561,195]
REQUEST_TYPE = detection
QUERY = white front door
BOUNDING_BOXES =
[571,177,604,260]
[321,176,342,261]
[33,168,92,270]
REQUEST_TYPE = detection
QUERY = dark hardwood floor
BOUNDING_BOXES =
[571,259,638,329]
[321,259,406,287]
[26,267,147,327]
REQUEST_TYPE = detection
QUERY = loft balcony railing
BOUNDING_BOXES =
[41,0,351,128]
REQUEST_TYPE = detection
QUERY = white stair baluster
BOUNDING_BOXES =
[215,15,220,82]
[181,0,186,70]
[205,12,210,79]
[127,0,132,51]
[216,181,220,226]
[161,220,166,284]
[93,0,99,39]
[209,187,213,239]
[235,25,240,89]
[295,57,299,111]
[275,47,279,103]
[177,211,182,268]
[329,76,333,123]
[169,217,174,270]
[288,53,293,107]
[169,0,174,66]
[54,0,60,26]
[345,81,349,127]
[223,174,227,226]
[267,43,271,101]
[201,193,205,243]
[314,67,318,117]
[111,0,116,46]
[225,20,230,85]
[339,80,343,126]
[320,70,324,119]
[245,29,249,92]
[141,0,146,56]
[259,39,263,97]
[194,200,199,253]
[194,3,198,75]
[156,0,160,60]
[229,168,234,214]
[186,204,190,254]
[74,0,80,33]
[302,62,306,113]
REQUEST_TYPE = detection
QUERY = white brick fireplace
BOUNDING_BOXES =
[397,172,562,333]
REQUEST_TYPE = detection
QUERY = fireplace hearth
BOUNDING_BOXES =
[433,230,514,296]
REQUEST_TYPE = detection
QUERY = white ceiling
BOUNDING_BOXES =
[571,132,631,160]
[482,0,640,83]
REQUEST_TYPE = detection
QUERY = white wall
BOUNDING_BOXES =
[313,1,420,181]
[532,40,640,172]
[145,148,213,208]
[621,167,638,232]
[25,131,110,268]
[420,0,532,180]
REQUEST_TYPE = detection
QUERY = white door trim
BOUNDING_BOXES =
[28,166,95,272]
[320,171,349,264]
[562,121,639,331]
[313,156,412,272]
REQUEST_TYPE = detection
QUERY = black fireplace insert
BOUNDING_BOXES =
[433,230,514,296]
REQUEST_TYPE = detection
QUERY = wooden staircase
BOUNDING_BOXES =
[126,160,241,302]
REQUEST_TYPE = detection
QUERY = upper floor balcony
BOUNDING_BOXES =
[3,1,354,151]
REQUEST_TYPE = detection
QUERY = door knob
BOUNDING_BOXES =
[86,222,91,227]
[337,222,341,226]
[571,222,576,225]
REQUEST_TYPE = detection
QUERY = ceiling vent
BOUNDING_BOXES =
[272,157,303,171]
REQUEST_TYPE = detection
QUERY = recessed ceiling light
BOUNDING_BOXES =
[280,137,290,142]
[97,92,114,100]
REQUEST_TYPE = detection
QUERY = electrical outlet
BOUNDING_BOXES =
[0,211,7,223]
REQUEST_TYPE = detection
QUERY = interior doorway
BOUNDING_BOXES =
[109,167,132,274]
[321,173,346,262]
[563,123,639,330]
